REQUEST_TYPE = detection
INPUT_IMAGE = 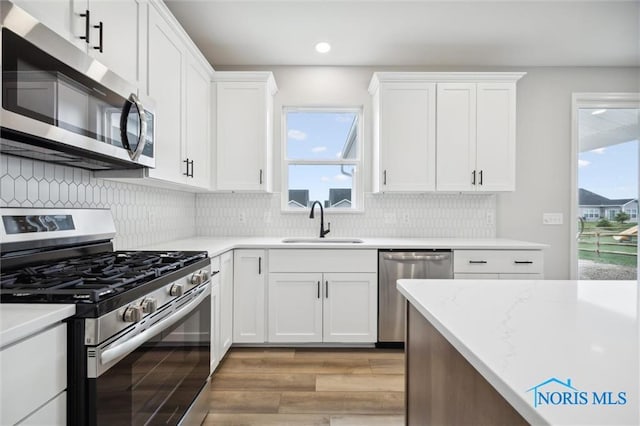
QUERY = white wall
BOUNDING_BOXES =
[216,65,639,279]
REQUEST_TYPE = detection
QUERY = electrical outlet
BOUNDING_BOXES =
[402,212,411,224]
[486,210,495,226]
[263,211,272,224]
[543,213,563,225]
[239,211,246,224]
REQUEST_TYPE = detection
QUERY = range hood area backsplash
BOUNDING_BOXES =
[1,155,497,246]
[0,155,196,249]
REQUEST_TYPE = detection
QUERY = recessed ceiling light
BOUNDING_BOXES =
[315,42,331,54]
[591,109,607,115]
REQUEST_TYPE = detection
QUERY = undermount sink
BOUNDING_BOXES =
[282,238,364,244]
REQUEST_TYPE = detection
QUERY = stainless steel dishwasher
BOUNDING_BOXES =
[378,249,453,345]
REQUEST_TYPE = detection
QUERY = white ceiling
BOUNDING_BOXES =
[579,108,639,152]
[164,0,640,68]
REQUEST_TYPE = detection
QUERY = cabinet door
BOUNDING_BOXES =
[233,250,266,343]
[216,82,267,191]
[268,273,323,343]
[476,83,516,191]
[219,251,234,357]
[185,58,211,189]
[12,0,84,50]
[210,277,220,374]
[86,0,142,86]
[146,5,186,184]
[323,273,377,343]
[436,83,477,192]
[378,82,436,191]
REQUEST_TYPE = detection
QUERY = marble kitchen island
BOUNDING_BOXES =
[397,279,639,425]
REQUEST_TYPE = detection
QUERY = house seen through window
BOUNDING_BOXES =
[283,108,361,211]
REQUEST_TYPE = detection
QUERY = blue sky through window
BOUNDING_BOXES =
[286,110,358,208]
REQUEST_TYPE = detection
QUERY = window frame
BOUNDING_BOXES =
[281,106,364,213]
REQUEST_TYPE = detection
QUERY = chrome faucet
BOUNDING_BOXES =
[309,201,330,238]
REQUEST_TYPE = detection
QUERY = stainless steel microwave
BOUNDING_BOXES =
[0,2,155,170]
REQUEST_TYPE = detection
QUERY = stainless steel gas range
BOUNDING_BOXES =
[0,208,213,426]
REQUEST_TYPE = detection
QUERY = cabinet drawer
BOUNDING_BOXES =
[454,250,543,274]
[1,323,67,425]
[269,249,377,273]
[19,392,66,426]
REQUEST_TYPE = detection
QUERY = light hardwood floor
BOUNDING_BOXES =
[205,347,405,426]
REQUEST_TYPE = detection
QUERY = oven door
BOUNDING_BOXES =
[86,284,211,426]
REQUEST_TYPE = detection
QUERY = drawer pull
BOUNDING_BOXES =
[468,260,487,264]
[514,261,534,264]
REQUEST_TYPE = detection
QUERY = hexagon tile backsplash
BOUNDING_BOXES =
[196,191,497,238]
[0,155,196,249]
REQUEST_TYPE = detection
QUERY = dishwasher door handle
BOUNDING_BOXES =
[382,253,448,262]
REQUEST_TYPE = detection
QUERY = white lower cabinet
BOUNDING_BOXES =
[219,251,234,356]
[268,273,323,342]
[453,250,544,279]
[0,323,67,425]
[268,250,378,344]
[233,249,266,343]
[210,256,221,374]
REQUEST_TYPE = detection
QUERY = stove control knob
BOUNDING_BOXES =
[123,305,143,323]
[140,298,158,314]
[169,283,184,297]
[190,271,205,285]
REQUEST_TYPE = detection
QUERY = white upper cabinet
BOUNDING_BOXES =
[214,72,277,192]
[145,2,212,190]
[437,81,518,192]
[436,83,477,192]
[370,78,437,192]
[79,0,143,87]
[369,72,524,193]
[13,0,143,88]
[147,5,184,184]
[475,83,518,191]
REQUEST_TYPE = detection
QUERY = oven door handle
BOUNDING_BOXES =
[100,285,209,366]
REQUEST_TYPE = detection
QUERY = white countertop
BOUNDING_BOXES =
[136,236,547,257]
[0,304,75,348]
[397,279,639,426]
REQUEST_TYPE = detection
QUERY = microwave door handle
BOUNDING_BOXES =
[119,93,148,161]
[100,286,208,367]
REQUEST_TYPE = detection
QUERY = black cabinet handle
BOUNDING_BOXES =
[259,169,263,184]
[258,257,262,274]
[183,159,191,177]
[325,281,328,298]
[93,21,103,52]
[80,10,90,44]
[383,170,387,185]
[479,170,483,185]
[472,170,476,185]
[317,281,320,299]
[514,261,534,264]
[469,260,487,264]
[190,160,194,178]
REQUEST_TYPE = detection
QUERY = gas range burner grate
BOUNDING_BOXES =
[0,250,208,303]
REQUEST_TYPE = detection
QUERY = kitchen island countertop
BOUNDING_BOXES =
[397,278,639,425]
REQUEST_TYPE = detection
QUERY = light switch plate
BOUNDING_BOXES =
[543,213,563,225]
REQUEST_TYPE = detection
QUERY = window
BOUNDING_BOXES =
[582,208,600,221]
[283,108,362,211]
